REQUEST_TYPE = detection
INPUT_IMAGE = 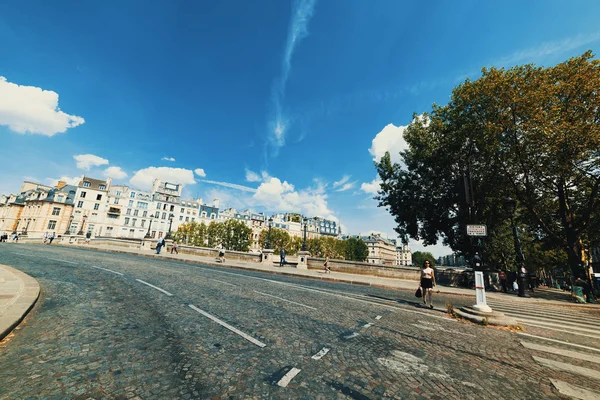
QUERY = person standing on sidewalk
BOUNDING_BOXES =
[279,248,286,267]
[48,232,55,244]
[323,253,330,273]
[171,241,179,254]
[156,237,165,254]
[499,270,507,293]
[420,260,436,309]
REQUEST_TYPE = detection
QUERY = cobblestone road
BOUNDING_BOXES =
[1,244,597,399]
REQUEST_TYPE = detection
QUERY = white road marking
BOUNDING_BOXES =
[253,291,317,310]
[533,356,600,381]
[375,315,382,320]
[550,379,600,400]
[210,279,238,287]
[517,332,600,353]
[343,332,360,339]
[48,258,77,265]
[91,265,124,276]
[188,304,266,348]
[362,323,373,329]
[311,347,330,360]
[135,279,173,296]
[516,317,600,334]
[521,341,600,365]
[519,322,600,340]
[276,367,301,388]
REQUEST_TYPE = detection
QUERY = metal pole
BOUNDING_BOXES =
[301,219,307,251]
[145,217,153,238]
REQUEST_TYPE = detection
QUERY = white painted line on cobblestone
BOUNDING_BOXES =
[516,315,600,332]
[521,341,600,365]
[362,323,373,329]
[311,347,330,360]
[253,290,317,310]
[90,265,124,276]
[533,356,600,381]
[517,332,600,353]
[135,279,174,296]
[188,304,266,348]
[276,367,301,387]
[550,379,600,400]
[210,279,238,287]
[343,332,360,339]
[48,258,77,265]
[519,321,600,340]
[375,315,382,320]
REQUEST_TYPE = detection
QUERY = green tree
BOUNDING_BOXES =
[172,221,207,246]
[412,251,436,268]
[259,228,291,250]
[220,219,252,252]
[207,221,224,248]
[344,237,369,261]
[376,52,600,276]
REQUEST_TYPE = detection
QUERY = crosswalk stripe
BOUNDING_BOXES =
[549,379,600,400]
[517,332,600,353]
[521,341,600,365]
[516,318,600,335]
[492,309,600,328]
[487,302,596,318]
[533,356,600,381]
[520,322,600,340]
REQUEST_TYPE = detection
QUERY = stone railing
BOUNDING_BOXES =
[307,257,420,281]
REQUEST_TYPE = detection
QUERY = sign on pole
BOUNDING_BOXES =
[467,224,487,236]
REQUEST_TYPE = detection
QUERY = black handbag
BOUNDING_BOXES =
[415,287,422,298]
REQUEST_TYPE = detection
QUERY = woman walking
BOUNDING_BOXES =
[420,260,436,309]
[323,253,331,273]
[171,241,179,254]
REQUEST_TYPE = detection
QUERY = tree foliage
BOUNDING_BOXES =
[377,52,600,275]
[412,251,436,268]
[171,221,207,246]
[344,237,369,261]
[174,220,251,251]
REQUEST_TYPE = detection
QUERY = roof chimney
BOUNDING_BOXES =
[56,180,67,190]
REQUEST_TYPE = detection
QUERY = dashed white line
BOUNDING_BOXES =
[48,258,77,265]
[521,341,600,365]
[276,367,301,387]
[517,332,600,353]
[375,315,382,320]
[210,279,238,287]
[253,290,317,310]
[311,347,330,360]
[550,379,600,400]
[343,332,360,339]
[188,304,266,348]
[362,323,373,329]
[135,279,173,296]
[91,265,124,276]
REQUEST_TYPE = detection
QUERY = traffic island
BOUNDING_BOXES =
[455,306,519,327]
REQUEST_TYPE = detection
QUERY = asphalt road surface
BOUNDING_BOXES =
[1,244,597,399]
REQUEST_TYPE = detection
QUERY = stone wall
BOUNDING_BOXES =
[307,257,420,280]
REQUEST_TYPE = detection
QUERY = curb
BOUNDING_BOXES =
[0,264,40,341]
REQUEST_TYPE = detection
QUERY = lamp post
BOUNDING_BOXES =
[165,213,174,239]
[23,218,31,234]
[77,215,88,236]
[144,215,154,238]
[301,217,308,251]
[266,217,273,249]
[65,215,74,234]
[503,197,527,298]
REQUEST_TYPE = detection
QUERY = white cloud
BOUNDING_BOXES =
[73,154,109,170]
[0,76,85,136]
[336,182,355,192]
[245,168,270,182]
[333,175,350,188]
[254,177,332,217]
[161,157,176,162]
[369,123,410,164]
[201,180,257,193]
[130,167,196,191]
[103,166,127,180]
[361,178,382,195]
[194,168,207,178]
[45,176,81,187]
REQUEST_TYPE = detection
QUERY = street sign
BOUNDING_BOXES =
[467,224,487,236]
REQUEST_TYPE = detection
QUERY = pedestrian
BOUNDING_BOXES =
[323,253,330,273]
[156,237,165,254]
[85,231,91,244]
[219,247,225,263]
[499,270,507,293]
[280,248,286,267]
[43,232,48,244]
[420,260,436,309]
[171,240,179,254]
[48,232,55,244]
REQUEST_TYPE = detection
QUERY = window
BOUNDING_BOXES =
[52,207,60,216]
[57,195,64,202]
[137,202,148,209]
[141,220,145,228]
[185,217,189,222]
[124,217,130,225]
[126,209,131,215]
[142,211,147,217]
[128,200,134,207]
[116,191,122,196]
[132,218,137,227]
[83,181,91,187]
[77,201,84,208]
[162,212,166,220]
[192,218,195,222]
[133,210,139,216]
[170,205,175,212]
[155,211,160,218]
[114,198,119,204]
[181,208,185,213]
[156,203,161,209]
[99,184,106,190]
[130,192,136,198]
[47,220,57,229]
[80,191,86,198]
[94,203,100,210]
[96,194,102,201]
[179,216,183,221]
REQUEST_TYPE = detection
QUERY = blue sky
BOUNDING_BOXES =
[1,0,600,257]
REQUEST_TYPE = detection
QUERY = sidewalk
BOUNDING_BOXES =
[0,264,40,341]
[67,243,600,309]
